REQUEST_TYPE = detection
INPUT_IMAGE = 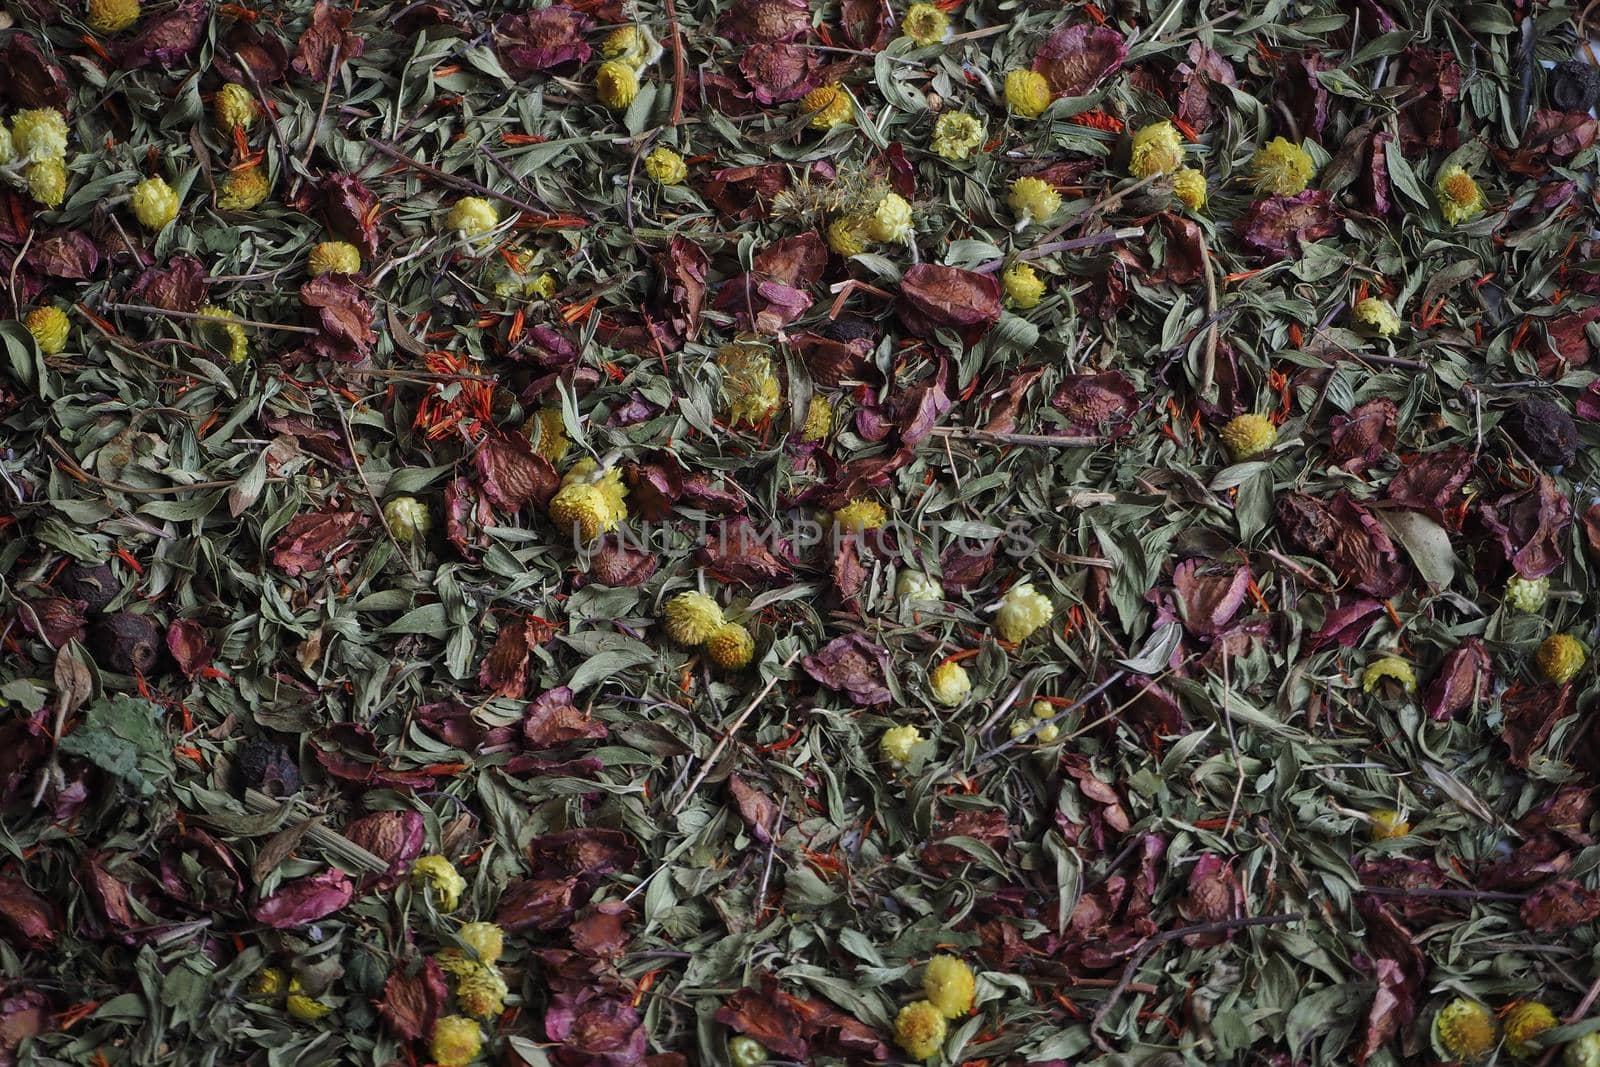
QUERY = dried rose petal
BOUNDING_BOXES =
[292,1,366,82]
[1422,639,1492,722]
[1051,372,1137,435]
[719,0,809,44]
[714,986,809,1061]
[897,263,1003,345]
[570,901,633,958]
[1032,23,1126,96]
[2,35,70,111]
[589,539,659,587]
[658,237,708,348]
[1384,445,1473,515]
[119,0,207,69]
[546,988,648,1065]
[132,254,207,312]
[1397,48,1461,153]
[495,5,593,76]
[251,868,354,929]
[1327,398,1398,473]
[344,809,426,889]
[1478,474,1571,579]
[270,510,367,576]
[1172,560,1251,636]
[0,880,54,949]
[524,686,607,748]
[498,876,581,931]
[164,618,216,678]
[322,173,381,259]
[1237,190,1340,260]
[698,517,793,585]
[1522,880,1600,932]
[740,43,817,104]
[1276,493,1408,596]
[299,276,375,362]
[378,957,446,1041]
[25,232,99,281]
[802,634,892,705]
[475,431,558,511]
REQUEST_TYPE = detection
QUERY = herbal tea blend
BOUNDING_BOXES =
[0,0,1598,1065]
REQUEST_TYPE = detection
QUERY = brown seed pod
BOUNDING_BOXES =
[87,612,165,675]
[1505,397,1577,468]
[56,562,120,614]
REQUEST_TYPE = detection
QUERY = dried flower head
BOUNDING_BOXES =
[896,570,943,602]
[249,967,287,997]
[1436,164,1485,225]
[1353,296,1401,336]
[928,660,971,706]
[87,0,141,33]
[1250,136,1316,195]
[308,241,362,277]
[196,305,249,363]
[879,723,923,766]
[1568,1034,1600,1067]
[1004,69,1051,118]
[24,306,70,355]
[798,394,833,441]
[596,60,640,109]
[383,496,431,543]
[1505,1001,1557,1059]
[1220,413,1277,459]
[26,159,67,208]
[0,127,13,167]
[718,343,782,426]
[430,1015,483,1067]
[827,215,874,256]
[602,25,649,67]
[894,1000,948,1060]
[219,166,271,210]
[11,108,69,163]
[452,961,507,1019]
[215,83,258,131]
[995,581,1053,643]
[834,499,887,531]
[1536,633,1586,685]
[644,146,687,185]
[1002,262,1045,308]
[867,192,913,243]
[1505,575,1550,614]
[459,922,505,965]
[1368,808,1411,839]
[800,83,853,129]
[130,176,179,230]
[707,621,756,670]
[447,197,499,236]
[525,406,570,462]
[901,3,949,45]
[1171,167,1207,211]
[549,459,628,540]
[931,110,985,161]
[1362,656,1417,694]
[411,855,467,911]
[923,955,976,1018]
[1433,998,1498,1063]
[664,591,725,646]
[1007,176,1061,225]
[1129,120,1184,178]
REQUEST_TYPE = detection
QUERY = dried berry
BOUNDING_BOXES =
[86,612,165,675]
[56,562,120,614]
[237,739,301,796]
[1549,60,1600,113]
[1505,397,1577,467]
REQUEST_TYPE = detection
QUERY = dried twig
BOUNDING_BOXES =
[927,426,1103,449]
[975,226,1145,274]
[298,41,342,179]
[668,650,802,816]
[664,0,686,127]
[366,138,566,221]
[100,301,319,335]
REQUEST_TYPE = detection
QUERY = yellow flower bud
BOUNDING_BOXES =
[87,0,141,33]
[1362,656,1416,695]
[430,1015,484,1067]
[1368,808,1410,840]
[1433,998,1497,1063]
[833,499,887,531]
[248,966,287,997]
[452,961,508,1019]
[130,176,180,230]
[1353,296,1401,337]
[644,146,687,186]
[718,343,781,427]
[1536,633,1586,685]
[706,621,756,670]
[995,581,1053,643]
[1171,167,1207,211]
[308,240,361,276]
[383,496,431,543]
[1034,722,1060,743]
[928,660,971,707]
[827,215,874,257]
[798,394,833,442]
[26,159,67,208]
[1505,575,1550,614]
[930,110,984,161]
[1250,136,1316,196]
[894,1000,947,1061]
[24,306,70,354]
[286,993,332,1021]
[1004,69,1051,118]
[896,570,943,602]
[196,304,249,363]
[1220,413,1277,460]
[1505,1001,1557,1059]
[1007,176,1061,225]
[524,406,570,462]
[1129,120,1184,179]
[923,956,975,1018]
[1002,262,1045,308]
[602,25,649,67]
[663,591,724,645]
[547,458,627,541]
[800,84,853,130]
[218,165,271,210]
[11,109,68,164]
[1436,164,1485,225]
[901,4,949,45]
[458,922,505,965]
[596,60,640,110]
[879,724,923,767]
[447,197,499,236]
[411,855,467,911]
[215,83,258,131]
[867,192,913,243]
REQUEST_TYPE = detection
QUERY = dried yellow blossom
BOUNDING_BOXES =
[867,192,913,243]
[928,661,971,706]
[218,166,271,210]
[431,1015,483,1067]
[923,956,976,1018]
[87,0,140,33]
[879,724,922,766]
[215,83,258,131]
[1004,69,1051,118]
[1007,176,1061,225]
[834,499,887,531]
[1436,164,1485,225]
[1353,296,1401,336]
[1362,656,1416,694]
[931,110,984,161]
[1002,262,1045,308]
[894,1001,947,1061]
[1433,999,1497,1063]
[644,146,687,185]
[411,855,467,911]
[1536,633,1586,685]
[130,176,179,230]
[1250,136,1316,195]
[596,60,640,109]
[308,241,361,276]
[1220,413,1277,460]
[801,84,853,129]
[663,591,724,646]
[995,582,1053,643]
[447,197,499,236]
[1129,120,1184,179]
[23,306,70,355]
[1171,167,1207,211]
[707,622,756,670]
[901,3,949,45]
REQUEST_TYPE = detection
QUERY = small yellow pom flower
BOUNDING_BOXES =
[530,272,557,299]
[286,992,332,1021]
[879,724,923,766]
[308,241,361,277]
[11,109,69,163]
[1034,722,1060,743]
[87,0,141,33]
[827,215,874,256]
[1362,656,1417,695]
[1250,136,1316,196]
[1568,1035,1600,1067]
[1171,167,1207,211]
[1505,1001,1558,1060]
[602,25,649,67]
[447,197,499,236]
[923,956,976,1018]
[801,84,853,129]
[0,127,13,166]
[26,159,67,208]
[901,3,949,45]
[644,146,687,186]
[215,83,258,131]
[1007,176,1061,226]
[718,343,781,427]
[928,660,971,707]
[431,1015,483,1067]
[196,304,249,363]
[995,581,1053,643]
[452,961,508,1019]
[894,1000,948,1061]
[834,499,887,532]
[1436,164,1485,225]
[459,922,505,965]
[1004,69,1051,118]
[707,621,756,671]
[1002,263,1045,309]
[383,496,431,543]
[799,394,833,442]
[248,967,287,997]
[1536,633,1587,685]
[1368,808,1411,840]
[930,110,985,161]
[218,165,271,210]
[549,459,628,541]
[596,60,640,110]
[24,306,70,355]
[1129,120,1184,179]
[1220,413,1277,460]
[1505,575,1550,614]
[525,406,570,462]
[867,192,913,244]
[411,855,467,912]
[896,570,943,602]
[1433,998,1498,1063]
[1353,296,1401,337]
[664,591,725,646]
[130,176,179,230]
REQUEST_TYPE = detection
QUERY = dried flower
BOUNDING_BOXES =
[1129,120,1184,178]
[1353,296,1401,336]
[1002,262,1045,308]
[447,197,499,236]
[602,25,649,67]
[1505,575,1550,613]
[834,499,887,531]
[430,1015,483,1067]
[130,176,179,230]
[894,1000,947,1060]
[1007,176,1061,226]
[195,304,248,363]
[1362,656,1417,694]
[728,1036,768,1067]
[896,570,943,602]
[800,83,852,129]
[0,127,12,166]
[664,591,725,645]
[1368,808,1410,839]
[901,3,949,45]
[1568,1034,1600,1067]
[248,967,287,997]
[286,987,332,1021]
[931,110,985,161]
[383,496,431,543]
[1433,998,1497,1063]
[26,159,67,208]
[826,215,873,256]
[879,724,923,766]
[530,272,557,298]
[24,306,70,354]
[11,108,68,163]
[1171,167,1207,211]
[87,0,141,32]
[549,459,628,541]
[923,955,976,1018]
[458,922,505,965]
[1536,633,1586,684]
[452,961,507,1018]
[995,581,1053,642]
[867,192,913,243]
[218,166,270,210]
[1004,69,1051,118]
[596,60,640,109]
[1250,136,1316,195]
[411,855,467,911]
[308,241,361,277]
[928,660,971,706]
[707,621,756,670]
[1034,722,1060,743]
[644,146,687,186]
[525,406,570,462]
[1220,413,1277,459]
[718,343,782,426]
[1505,1001,1557,1059]
[1436,164,1485,225]
[1550,61,1600,113]
[215,83,257,131]
[798,394,832,441]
